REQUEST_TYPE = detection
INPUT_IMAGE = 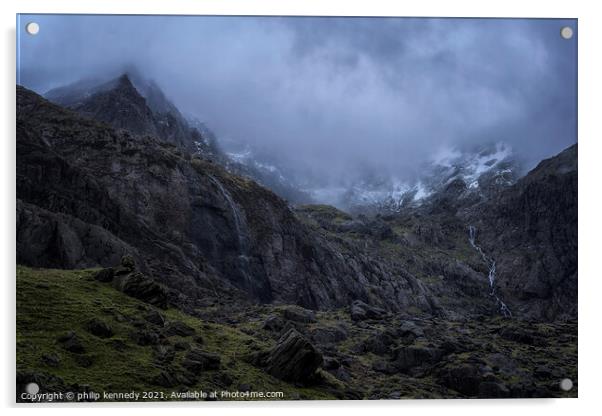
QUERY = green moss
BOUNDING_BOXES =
[16,266,335,401]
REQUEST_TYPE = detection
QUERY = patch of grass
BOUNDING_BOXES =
[16,265,335,401]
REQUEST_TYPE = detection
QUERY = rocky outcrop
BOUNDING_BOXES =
[263,329,323,383]
[466,144,578,320]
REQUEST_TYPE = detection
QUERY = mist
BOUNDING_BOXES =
[17,14,577,188]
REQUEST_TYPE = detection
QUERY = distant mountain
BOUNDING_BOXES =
[45,72,212,155]
[219,142,313,205]
[45,72,311,204]
[331,142,521,214]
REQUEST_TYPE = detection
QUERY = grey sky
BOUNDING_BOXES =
[17,15,577,185]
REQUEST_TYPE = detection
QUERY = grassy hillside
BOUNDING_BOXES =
[16,266,334,401]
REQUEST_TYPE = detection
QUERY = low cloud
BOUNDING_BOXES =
[18,15,577,186]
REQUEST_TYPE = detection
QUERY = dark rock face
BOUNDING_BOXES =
[263,329,323,383]
[15,85,438,313]
[74,75,160,139]
[466,144,578,320]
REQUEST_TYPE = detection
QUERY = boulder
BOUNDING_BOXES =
[264,328,323,383]
[57,331,85,353]
[363,330,395,355]
[85,318,114,338]
[145,310,166,327]
[163,321,196,337]
[120,255,136,271]
[350,300,386,321]
[437,363,481,396]
[153,344,175,364]
[394,345,443,372]
[152,370,179,388]
[281,306,316,323]
[93,268,114,283]
[40,353,61,367]
[182,348,221,373]
[398,321,425,339]
[372,360,398,375]
[130,329,160,346]
[478,381,511,398]
[113,272,168,309]
[310,325,348,345]
[262,315,285,332]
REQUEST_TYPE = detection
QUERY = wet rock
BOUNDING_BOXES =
[182,348,221,373]
[163,321,196,337]
[57,331,85,354]
[282,306,316,323]
[85,318,114,338]
[264,328,323,383]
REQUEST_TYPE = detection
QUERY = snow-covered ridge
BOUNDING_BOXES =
[314,142,519,213]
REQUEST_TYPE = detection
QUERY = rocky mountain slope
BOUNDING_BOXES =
[16,78,577,400]
[17,85,440,314]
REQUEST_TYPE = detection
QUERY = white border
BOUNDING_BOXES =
[2,1,601,415]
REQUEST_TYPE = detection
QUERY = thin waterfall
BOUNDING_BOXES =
[206,174,252,286]
[468,225,512,317]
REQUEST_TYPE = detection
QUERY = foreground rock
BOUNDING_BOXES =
[182,348,221,373]
[263,329,323,384]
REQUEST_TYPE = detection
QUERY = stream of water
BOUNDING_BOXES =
[468,225,512,317]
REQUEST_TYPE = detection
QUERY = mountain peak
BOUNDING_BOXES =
[114,73,140,96]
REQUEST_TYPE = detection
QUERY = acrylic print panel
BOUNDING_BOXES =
[16,14,577,402]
